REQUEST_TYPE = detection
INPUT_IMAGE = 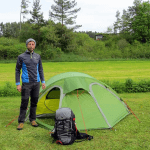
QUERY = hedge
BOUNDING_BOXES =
[0,37,26,59]
[1,79,150,97]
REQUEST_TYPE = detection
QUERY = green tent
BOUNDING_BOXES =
[26,72,130,130]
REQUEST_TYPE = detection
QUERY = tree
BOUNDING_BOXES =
[19,22,37,43]
[40,20,59,48]
[114,0,142,35]
[49,0,81,30]
[0,22,20,38]
[113,0,150,43]
[106,25,114,34]
[131,1,150,42]
[29,0,46,45]
[20,0,30,30]
[114,10,121,33]
[29,0,45,28]
[0,22,4,37]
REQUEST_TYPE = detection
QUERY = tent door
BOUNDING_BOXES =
[36,86,62,116]
[45,87,60,112]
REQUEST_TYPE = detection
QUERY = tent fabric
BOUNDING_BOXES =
[26,72,130,130]
[91,83,129,127]
[61,90,109,130]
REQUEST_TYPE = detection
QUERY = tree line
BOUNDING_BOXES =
[113,0,150,43]
[1,0,150,60]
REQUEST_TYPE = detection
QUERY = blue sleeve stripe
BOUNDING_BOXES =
[16,82,20,85]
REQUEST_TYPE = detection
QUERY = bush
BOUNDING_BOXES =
[0,44,25,59]
[0,37,15,46]
[19,22,40,45]
[104,79,150,94]
[68,32,94,55]
[110,81,125,93]
[41,45,63,59]
[1,79,150,97]
[0,82,20,97]
[40,21,59,48]
[117,39,129,50]
[0,37,26,59]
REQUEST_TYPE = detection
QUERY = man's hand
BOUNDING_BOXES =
[42,83,46,89]
[17,85,22,92]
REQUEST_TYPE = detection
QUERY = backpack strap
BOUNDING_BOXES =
[79,133,93,140]
[76,130,93,142]
[56,140,63,145]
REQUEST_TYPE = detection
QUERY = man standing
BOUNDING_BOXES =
[15,38,46,130]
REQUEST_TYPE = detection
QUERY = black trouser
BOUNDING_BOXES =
[18,82,40,123]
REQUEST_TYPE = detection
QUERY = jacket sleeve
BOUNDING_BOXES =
[15,56,22,85]
[38,56,45,83]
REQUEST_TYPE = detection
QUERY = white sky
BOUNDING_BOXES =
[0,0,135,32]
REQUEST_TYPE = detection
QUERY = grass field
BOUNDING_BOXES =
[0,60,150,149]
[0,92,150,150]
[1,60,150,88]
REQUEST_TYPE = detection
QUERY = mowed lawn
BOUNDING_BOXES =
[0,60,150,149]
[1,60,150,87]
[0,92,150,150]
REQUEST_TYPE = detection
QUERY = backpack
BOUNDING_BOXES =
[51,107,93,145]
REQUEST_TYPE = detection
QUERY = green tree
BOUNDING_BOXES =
[55,23,75,52]
[132,1,150,42]
[2,23,11,37]
[20,0,30,30]
[19,22,37,43]
[29,0,46,45]
[40,20,59,48]
[114,10,121,33]
[0,22,3,36]
[49,0,81,29]
[29,0,45,28]
[106,26,113,34]
[113,0,150,43]
[0,22,20,38]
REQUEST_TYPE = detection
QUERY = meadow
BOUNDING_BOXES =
[0,93,150,150]
[0,60,150,149]
[1,60,150,88]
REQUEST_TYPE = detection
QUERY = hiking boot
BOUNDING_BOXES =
[31,121,38,127]
[17,123,24,130]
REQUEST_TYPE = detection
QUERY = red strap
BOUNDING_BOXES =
[75,124,78,135]
[56,140,63,145]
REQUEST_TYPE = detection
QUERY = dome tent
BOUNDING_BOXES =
[25,72,130,130]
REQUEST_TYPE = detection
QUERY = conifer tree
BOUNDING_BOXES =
[49,0,81,29]
[29,0,45,29]
[20,0,30,30]
[29,0,45,45]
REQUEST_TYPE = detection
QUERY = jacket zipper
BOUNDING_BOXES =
[30,52,32,59]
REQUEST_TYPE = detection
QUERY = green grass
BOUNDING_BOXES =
[0,92,150,150]
[1,60,150,87]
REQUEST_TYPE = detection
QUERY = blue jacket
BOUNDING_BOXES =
[15,50,45,85]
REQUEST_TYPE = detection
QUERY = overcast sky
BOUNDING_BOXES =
[0,0,135,32]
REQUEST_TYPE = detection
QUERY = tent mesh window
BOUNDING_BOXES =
[46,87,60,99]
[43,87,60,113]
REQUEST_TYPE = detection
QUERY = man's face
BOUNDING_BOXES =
[27,41,35,52]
